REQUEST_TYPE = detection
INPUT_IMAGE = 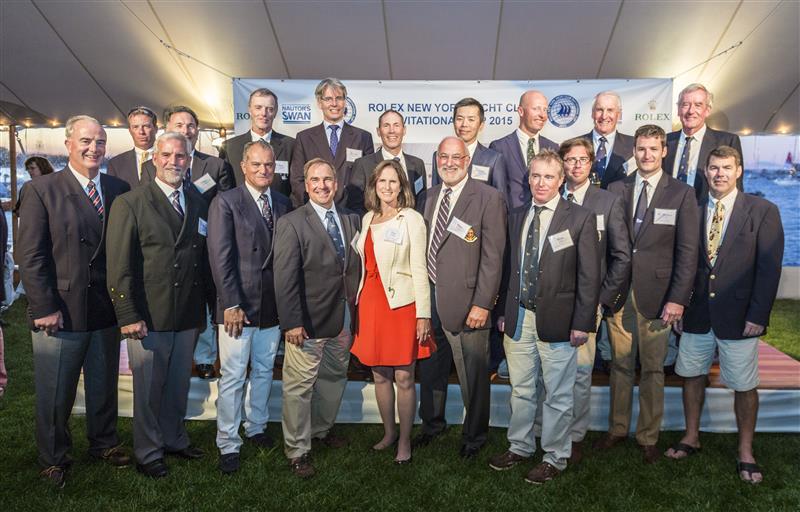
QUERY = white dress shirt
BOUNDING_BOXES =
[323,120,345,147]
[521,193,560,264]
[516,129,539,161]
[564,179,591,206]
[466,140,478,161]
[706,188,738,245]
[250,130,272,143]
[633,169,663,214]
[154,175,185,213]
[381,147,407,174]
[245,181,272,210]
[310,199,343,238]
[68,164,104,204]
[428,174,469,247]
[672,124,707,185]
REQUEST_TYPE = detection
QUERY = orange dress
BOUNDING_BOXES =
[352,228,432,367]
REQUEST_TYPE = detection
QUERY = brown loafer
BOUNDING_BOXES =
[524,462,561,484]
[592,433,627,451]
[289,453,315,479]
[91,445,131,467]
[488,450,529,471]
[40,465,66,489]
[569,441,584,465]
[641,444,661,464]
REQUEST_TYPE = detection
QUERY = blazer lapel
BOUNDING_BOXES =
[333,124,355,170]
[698,197,711,266]
[145,182,181,239]
[636,173,669,242]
[63,171,102,239]
[310,124,333,163]
[713,192,747,267]
[508,135,526,172]
[176,190,201,247]
[541,199,571,261]
[236,187,270,254]
[191,152,209,180]
[304,203,341,262]
[437,179,476,252]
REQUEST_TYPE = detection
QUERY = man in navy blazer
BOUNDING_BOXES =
[19,115,131,487]
[347,109,427,214]
[106,106,157,189]
[489,90,558,209]
[208,140,292,474]
[432,98,507,196]
[581,91,634,189]
[218,88,295,196]
[663,83,743,201]
[289,77,375,208]
[666,146,783,485]
[595,125,699,465]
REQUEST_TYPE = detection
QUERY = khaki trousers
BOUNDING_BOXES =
[607,291,670,446]
[281,311,352,459]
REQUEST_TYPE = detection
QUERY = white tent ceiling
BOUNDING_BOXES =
[1,0,798,135]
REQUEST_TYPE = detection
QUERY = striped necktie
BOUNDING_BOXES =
[427,188,452,283]
[171,190,185,220]
[86,181,104,221]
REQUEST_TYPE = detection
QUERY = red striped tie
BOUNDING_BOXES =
[86,181,104,221]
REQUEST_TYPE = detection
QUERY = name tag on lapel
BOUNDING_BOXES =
[623,156,637,175]
[198,218,208,237]
[346,148,362,162]
[384,225,404,245]
[471,164,490,181]
[414,176,424,195]
[548,229,574,252]
[275,160,289,175]
[596,214,605,231]
[447,216,477,243]
[193,174,216,193]
[654,208,677,226]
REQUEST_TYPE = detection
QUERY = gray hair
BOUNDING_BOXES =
[248,88,278,108]
[678,83,714,108]
[243,139,274,162]
[530,149,565,178]
[314,77,347,100]
[64,115,100,138]
[593,91,622,110]
[155,131,191,154]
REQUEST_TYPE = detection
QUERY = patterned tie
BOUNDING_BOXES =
[86,181,104,221]
[595,137,608,179]
[519,206,544,310]
[260,193,274,232]
[138,150,150,179]
[566,192,575,203]
[707,200,725,265]
[526,137,536,168]
[329,125,340,157]
[427,188,452,283]
[633,181,648,237]
[325,210,345,263]
[677,136,694,183]
[171,190,184,220]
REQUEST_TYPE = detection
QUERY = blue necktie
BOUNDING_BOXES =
[595,136,608,181]
[329,125,339,158]
[325,210,345,263]
[677,136,693,183]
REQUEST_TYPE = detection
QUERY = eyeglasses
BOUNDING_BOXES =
[320,96,345,104]
[437,153,466,163]
[564,157,591,166]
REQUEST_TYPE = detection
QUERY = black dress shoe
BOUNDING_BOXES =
[166,446,205,460]
[411,432,439,449]
[136,458,168,478]
[219,453,240,474]
[460,445,481,459]
[196,364,216,379]
[246,432,274,449]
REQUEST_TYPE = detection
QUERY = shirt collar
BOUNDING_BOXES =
[154,175,182,199]
[245,181,271,205]
[466,140,478,159]
[683,123,707,142]
[381,147,404,162]
[565,178,591,204]
[708,187,738,211]
[309,198,338,219]
[443,173,469,195]
[533,192,561,211]
[516,128,537,146]
[592,129,616,147]
[323,120,345,133]
[636,169,663,189]
[68,163,101,190]
[250,130,272,142]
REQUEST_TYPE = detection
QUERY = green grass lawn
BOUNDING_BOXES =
[0,298,798,511]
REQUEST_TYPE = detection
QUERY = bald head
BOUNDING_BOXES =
[518,90,548,137]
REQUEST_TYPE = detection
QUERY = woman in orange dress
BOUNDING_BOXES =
[351,160,432,464]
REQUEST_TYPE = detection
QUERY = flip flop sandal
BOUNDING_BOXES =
[737,461,764,484]
[668,442,701,458]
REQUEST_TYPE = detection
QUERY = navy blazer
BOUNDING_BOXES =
[346,150,427,214]
[608,172,699,320]
[218,131,295,196]
[289,122,375,209]
[141,150,235,203]
[207,185,292,327]
[582,131,634,189]
[501,199,601,342]
[18,169,130,331]
[663,127,743,201]
[431,142,508,201]
[683,193,783,339]
[489,132,559,209]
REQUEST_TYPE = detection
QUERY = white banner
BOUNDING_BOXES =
[233,79,672,179]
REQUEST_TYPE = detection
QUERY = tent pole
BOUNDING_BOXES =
[8,125,17,285]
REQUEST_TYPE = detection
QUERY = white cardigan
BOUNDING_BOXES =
[354,208,431,318]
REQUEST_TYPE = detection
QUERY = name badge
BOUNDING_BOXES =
[346,148,363,162]
[275,160,289,175]
[384,225,404,245]
[414,176,423,195]
[596,214,605,232]
[623,156,637,175]
[350,231,360,251]
[471,164,490,181]
[654,208,677,226]
[447,216,477,242]
[548,229,574,252]
[198,218,208,237]
[193,174,217,193]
